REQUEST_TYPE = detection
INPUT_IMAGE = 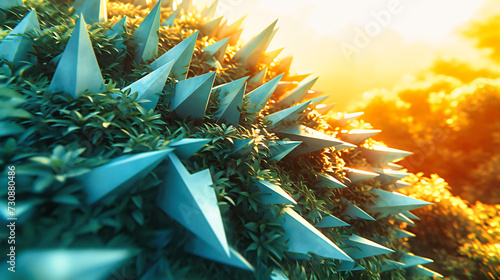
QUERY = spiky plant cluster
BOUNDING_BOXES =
[0,0,441,279]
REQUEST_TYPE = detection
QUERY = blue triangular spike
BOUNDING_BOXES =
[212,76,248,97]
[336,262,365,272]
[0,249,137,280]
[202,0,218,19]
[233,20,278,67]
[80,149,173,204]
[279,208,354,262]
[202,37,229,63]
[132,0,161,64]
[403,211,420,220]
[393,228,415,239]
[168,138,211,159]
[185,237,254,271]
[343,167,379,184]
[307,95,328,106]
[252,179,296,205]
[0,9,40,64]
[215,82,246,125]
[315,173,347,189]
[407,265,443,278]
[398,252,433,268]
[245,73,283,113]
[263,102,310,129]
[161,8,180,27]
[339,129,381,145]
[122,60,174,111]
[342,234,394,259]
[371,168,410,183]
[248,67,267,86]
[380,260,405,272]
[170,71,216,119]
[315,214,350,228]
[367,189,432,218]
[48,15,105,98]
[75,0,107,24]
[231,138,254,156]
[0,0,23,9]
[106,16,128,50]
[341,198,376,221]
[393,213,416,227]
[268,140,301,161]
[361,146,412,166]
[151,31,198,80]
[277,76,319,106]
[157,153,229,255]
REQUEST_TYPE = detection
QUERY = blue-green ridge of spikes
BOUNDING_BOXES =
[167,138,211,159]
[278,208,354,262]
[151,31,198,80]
[48,15,105,98]
[106,16,128,50]
[79,149,173,204]
[366,189,432,218]
[252,179,297,205]
[75,0,107,24]
[122,60,175,111]
[213,76,249,96]
[393,228,416,239]
[0,9,40,64]
[268,140,302,161]
[361,146,412,166]
[202,37,230,66]
[132,0,161,64]
[339,129,381,145]
[315,173,347,189]
[341,197,376,221]
[315,213,350,228]
[215,82,246,124]
[169,71,216,119]
[277,76,319,107]
[263,102,310,129]
[202,0,219,19]
[0,0,23,9]
[0,249,137,280]
[161,8,180,27]
[343,167,379,183]
[157,153,229,255]
[185,237,254,271]
[233,20,277,67]
[408,265,443,278]
[245,73,284,113]
[341,234,394,259]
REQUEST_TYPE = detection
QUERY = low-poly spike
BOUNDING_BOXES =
[234,20,277,67]
[333,142,358,151]
[342,234,394,259]
[315,214,349,228]
[315,103,336,115]
[212,76,248,97]
[393,228,415,239]
[157,153,229,255]
[215,83,246,125]
[200,16,223,37]
[390,180,412,190]
[252,179,296,205]
[49,15,105,98]
[407,265,443,278]
[75,0,107,24]
[343,167,379,183]
[202,37,230,63]
[336,262,365,272]
[315,173,347,189]
[380,260,405,272]
[270,269,288,280]
[371,168,410,183]
[403,211,420,220]
[132,0,161,64]
[367,189,432,218]
[217,16,245,39]
[0,0,23,9]
[261,48,283,65]
[263,102,310,129]
[232,138,254,156]
[341,198,376,221]
[279,208,354,262]
[398,252,433,268]
[122,60,174,111]
[151,31,198,80]
[245,73,283,113]
[362,146,412,166]
[275,81,298,94]
[170,72,216,119]
[339,129,381,145]
[0,249,136,280]
[268,140,302,161]
[393,213,416,226]
[338,112,364,126]
[307,95,328,106]
[167,138,211,159]
[277,76,319,106]
[0,9,40,64]
[262,27,278,54]
[202,0,218,19]
[274,56,293,75]
[284,73,311,82]
[106,17,128,48]
[161,8,180,27]
[248,67,267,86]
[185,237,254,271]
[79,149,173,204]
[277,124,353,155]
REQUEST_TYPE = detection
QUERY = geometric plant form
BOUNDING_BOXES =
[341,198,376,221]
[0,9,40,64]
[252,179,296,205]
[169,71,216,119]
[341,234,394,259]
[268,140,302,162]
[366,188,432,218]
[75,0,107,24]
[132,0,162,64]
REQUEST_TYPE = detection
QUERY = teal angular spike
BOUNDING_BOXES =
[270,269,288,280]
[307,96,329,106]
[315,103,336,115]
[380,260,405,272]
[367,189,432,218]
[393,213,416,226]
[132,0,161,64]
[408,265,443,278]
[232,138,254,156]
[390,180,412,191]
[268,140,302,161]
[161,8,180,27]
[0,9,40,64]
[315,214,349,228]
[157,153,229,255]
[0,249,136,280]
[279,208,354,262]
[393,228,415,239]
[338,112,364,126]
[106,16,128,50]
[362,146,412,166]
[185,237,254,271]
[202,0,218,19]
[75,0,107,24]
[336,262,365,272]
[80,149,173,204]
[315,173,347,189]
[398,252,433,268]
[341,198,376,221]
[151,31,198,80]
[170,71,216,119]
[252,179,296,205]
[234,20,278,67]
[343,167,379,183]
[201,16,223,37]
[167,138,211,159]
[277,124,353,155]
[277,76,319,106]
[248,67,267,86]
[48,15,105,98]
[245,73,284,113]
[263,102,310,129]
[339,129,381,145]
[342,234,394,259]
[0,0,23,9]
[202,37,229,63]
[370,168,410,183]
[215,82,246,125]
[212,76,248,97]
[403,211,420,220]
[122,60,174,111]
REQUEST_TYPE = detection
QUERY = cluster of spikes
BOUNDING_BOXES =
[0,0,443,279]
